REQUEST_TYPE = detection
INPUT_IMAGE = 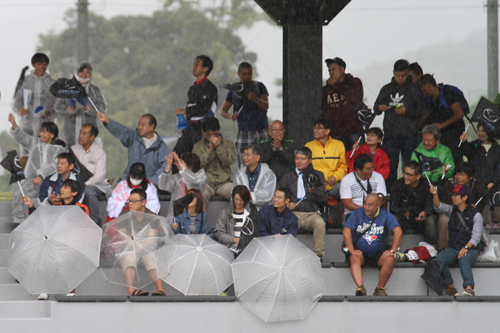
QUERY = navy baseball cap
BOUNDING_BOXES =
[447,184,471,198]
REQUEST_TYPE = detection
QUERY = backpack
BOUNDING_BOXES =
[322,197,344,229]
[426,84,470,117]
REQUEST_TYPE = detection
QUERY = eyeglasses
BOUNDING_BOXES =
[270,128,285,132]
[242,153,256,158]
[312,126,325,131]
[362,167,374,172]
[126,199,144,204]
[403,172,417,177]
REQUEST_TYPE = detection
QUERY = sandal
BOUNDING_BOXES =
[131,290,149,296]
[152,291,166,296]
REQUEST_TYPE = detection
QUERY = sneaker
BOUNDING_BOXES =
[355,285,366,296]
[373,287,388,296]
[66,293,76,297]
[446,287,459,296]
[219,291,228,297]
[38,293,49,300]
[462,288,475,296]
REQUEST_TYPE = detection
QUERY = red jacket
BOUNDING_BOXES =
[346,144,390,181]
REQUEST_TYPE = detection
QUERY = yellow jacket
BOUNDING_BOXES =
[305,138,348,191]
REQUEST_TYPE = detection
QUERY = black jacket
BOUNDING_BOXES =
[460,139,500,185]
[374,77,428,139]
[185,79,218,120]
[259,138,297,182]
[439,177,487,213]
[280,169,326,212]
[390,177,433,219]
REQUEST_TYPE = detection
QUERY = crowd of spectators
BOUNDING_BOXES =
[7,53,499,298]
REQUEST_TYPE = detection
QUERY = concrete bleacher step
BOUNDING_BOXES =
[0,301,49,318]
[0,284,37,301]
[0,268,16,284]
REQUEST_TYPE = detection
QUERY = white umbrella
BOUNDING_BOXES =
[7,206,102,294]
[99,211,177,290]
[231,235,325,322]
[156,234,234,295]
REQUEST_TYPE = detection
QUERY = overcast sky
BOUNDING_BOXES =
[0,0,493,134]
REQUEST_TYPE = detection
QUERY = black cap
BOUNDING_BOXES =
[325,57,346,69]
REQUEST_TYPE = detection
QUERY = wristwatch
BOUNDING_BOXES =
[464,245,470,250]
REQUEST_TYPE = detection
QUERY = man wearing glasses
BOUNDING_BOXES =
[259,120,297,182]
[389,161,435,244]
[306,118,348,198]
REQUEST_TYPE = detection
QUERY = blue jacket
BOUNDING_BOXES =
[173,211,209,235]
[258,205,298,237]
[105,119,169,184]
[39,172,86,205]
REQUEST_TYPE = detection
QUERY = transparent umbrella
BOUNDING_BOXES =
[7,206,102,294]
[231,235,325,322]
[155,234,234,295]
[100,211,177,290]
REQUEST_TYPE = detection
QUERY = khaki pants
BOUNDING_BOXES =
[482,206,500,227]
[118,252,156,273]
[203,182,233,212]
[293,211,325,257]
[436,214,450,250]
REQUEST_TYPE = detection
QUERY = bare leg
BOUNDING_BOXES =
[349,255,364,287]
[124,267,137,296]
[20,157,28,170]
[377,255,395,288]
[148,269,164,292]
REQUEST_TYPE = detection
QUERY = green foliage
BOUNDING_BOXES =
[35,1,261,180]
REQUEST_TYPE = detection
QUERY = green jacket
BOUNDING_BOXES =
[411,142,454,183]
[192,135,236,187]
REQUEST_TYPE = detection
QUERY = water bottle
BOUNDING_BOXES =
[177,114,188,129]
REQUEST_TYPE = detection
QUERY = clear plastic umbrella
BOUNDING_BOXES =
[155,234,234,295]
[231,235,325,322]
[7,206,102,294]
[99,211,177,290]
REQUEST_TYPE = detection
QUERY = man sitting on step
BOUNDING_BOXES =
[343,193,402,296]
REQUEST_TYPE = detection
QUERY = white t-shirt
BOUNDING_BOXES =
[340,171,387,215]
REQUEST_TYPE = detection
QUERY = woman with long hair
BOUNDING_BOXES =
[172,189,209,234]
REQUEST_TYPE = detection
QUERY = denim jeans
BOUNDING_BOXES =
[436,247,479,289]
[383,134,420,191]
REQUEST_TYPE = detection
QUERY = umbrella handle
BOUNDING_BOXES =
[17,181,25,197]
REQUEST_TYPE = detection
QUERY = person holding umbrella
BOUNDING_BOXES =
[22,178,89,300]
[54,62,107,147]
[118,188,165,297]
[8,113,66,222]
[172,189,209,235]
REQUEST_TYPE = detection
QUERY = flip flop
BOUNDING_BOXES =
[131,290,149,296]
[151,291,166,296]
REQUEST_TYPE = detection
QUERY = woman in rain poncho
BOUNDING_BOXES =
[8,113,67,222]
[106,162,160,220]
[158,152,206,225]
[54,62,107,147]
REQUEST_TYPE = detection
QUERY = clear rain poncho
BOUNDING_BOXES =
[12,71,57,136]
[10,126,67,222]
[158,167,207,225]
[54,64,107,147]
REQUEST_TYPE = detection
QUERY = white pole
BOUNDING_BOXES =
[458,123,470,147]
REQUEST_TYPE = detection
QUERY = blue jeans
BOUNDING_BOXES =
[383,134,420,191]
[436,247,479,289]
[326,183,341,199]
[332,131,365,152]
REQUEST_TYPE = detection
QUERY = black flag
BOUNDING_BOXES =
[356,107,376,129]
[471,97,500,137]
[486,180,500,209]
[49,76,88,99]
[413,151,443,172]
[0,150,25,184]
[68,147,93,183]
[220,81,256,111]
